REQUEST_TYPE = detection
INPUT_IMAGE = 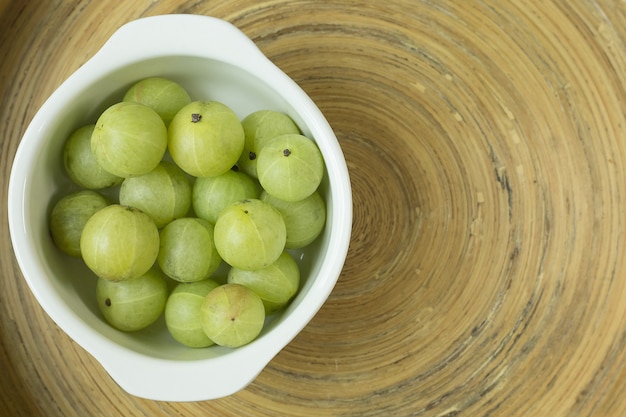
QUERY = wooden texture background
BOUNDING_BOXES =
[2,1,626,415]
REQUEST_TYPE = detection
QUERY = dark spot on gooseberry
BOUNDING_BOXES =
[231,317,236,322]
[191,113,202,123]
[283,148,291,157]
[249,151,256,161]
[105,298,111,307]
[244,210,249,214]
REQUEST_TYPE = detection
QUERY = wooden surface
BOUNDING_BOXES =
[2,1,626,415]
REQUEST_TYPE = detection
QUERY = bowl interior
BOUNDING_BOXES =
[21,55,337,361]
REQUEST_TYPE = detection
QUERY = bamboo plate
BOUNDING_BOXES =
[2,1,626,416]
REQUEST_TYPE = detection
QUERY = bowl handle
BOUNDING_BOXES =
[91,14,269,71]
[95,341,276,401]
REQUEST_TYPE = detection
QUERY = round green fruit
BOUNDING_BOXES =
[260,190,326,248]
[123,77,191,126]
[213,199,286,271]
[63,124,123,189]
[157,217,222,283]
[49,190,110,257]
[227,251,300,314]
[96,266,168,332]
[165,279,220,348]
[80,204,160,281]
[256,133,324,202]
[237,110,300,178]
[119,161,191,228]
[192,169,260,224]
[91,101,168,178]
[201,283,265,348]
[168,101,244,177]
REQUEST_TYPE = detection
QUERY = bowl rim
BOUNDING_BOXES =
[8,14,352,401]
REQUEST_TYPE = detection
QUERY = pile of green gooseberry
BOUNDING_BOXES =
[49,77,327,349]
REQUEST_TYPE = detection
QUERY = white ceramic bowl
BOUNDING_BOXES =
[8,14,352,402]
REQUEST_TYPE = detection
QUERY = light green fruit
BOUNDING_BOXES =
[168,101,244,177]
[260,190,326,248]
[213,199,286,271]
[63,124,123,189]
[80,204,160,281]
[157,217,222,283]
[49,190,109,257]
[123,77,191,126]
[256,133,325,202]
[165,279,220,348]
[201,283,265,348]
[227,251,300,314]
[237,110,300,178]
[91,101,168,178]
[192,169,260,224]
[119,161,191,228]
[96,266,168,332]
